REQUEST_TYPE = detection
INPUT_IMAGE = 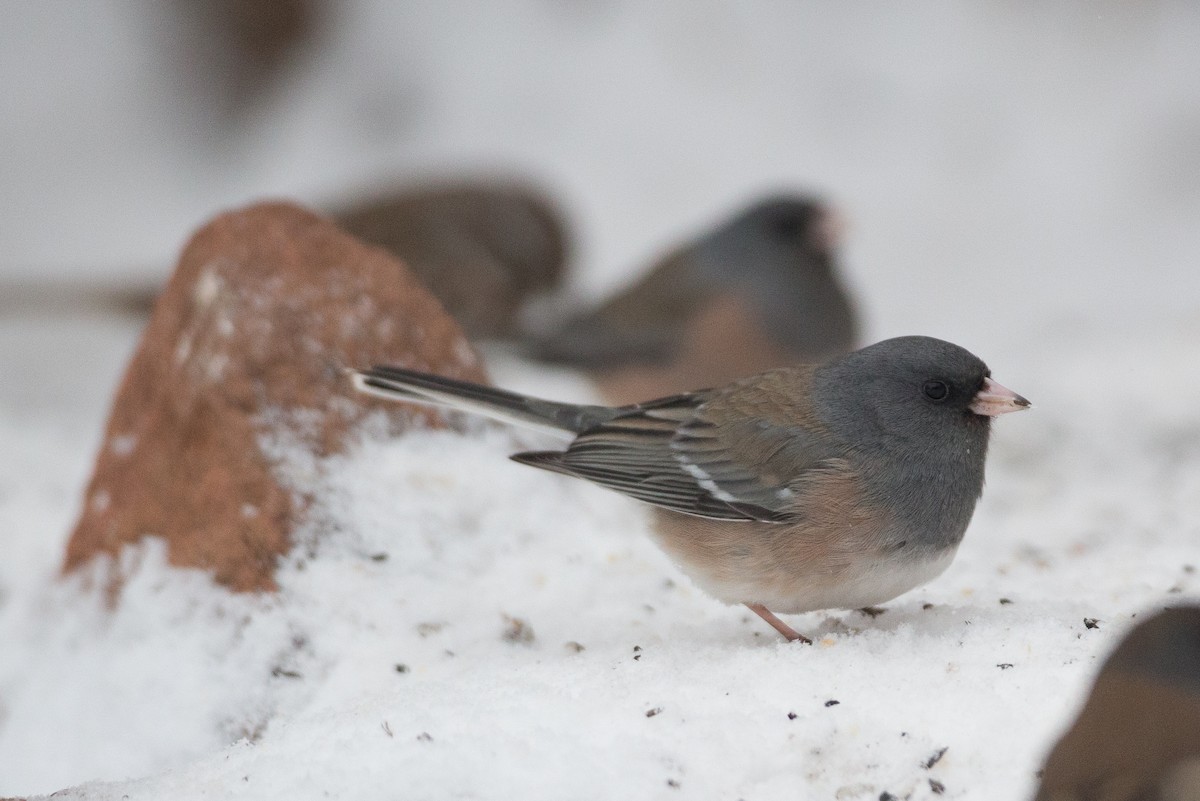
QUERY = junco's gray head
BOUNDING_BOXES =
[533,193,858,402]
[354,335,1028,642]
[814,335,1017,452]
[1036,607,1200,801]
[693,195,837,274]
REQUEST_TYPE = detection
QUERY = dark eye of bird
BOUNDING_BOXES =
[923,380,950,402]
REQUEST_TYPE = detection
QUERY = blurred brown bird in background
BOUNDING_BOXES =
[336,182,569,340]
[14,181,569,325]
[168,0,320,121]
[1035,606,1200,801]
[530,195,859,404]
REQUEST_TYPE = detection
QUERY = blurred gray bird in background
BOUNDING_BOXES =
[354,335,1028,642]
[336,182,569,340]
[532,195,858,404]
[1036,606,1200,801]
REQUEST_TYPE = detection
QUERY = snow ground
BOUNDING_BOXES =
[2,3,1200,800]
[2,305,1200,801]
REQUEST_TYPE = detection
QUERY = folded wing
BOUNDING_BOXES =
[512,369,840,523]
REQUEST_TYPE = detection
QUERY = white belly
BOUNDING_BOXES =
[680,542,959,615]
[768,547,958,613]
[647,509,963,615]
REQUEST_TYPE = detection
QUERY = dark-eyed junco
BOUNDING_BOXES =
[354,336,1028,642]
[1035,607,1200,801]
[336,182,568,339]
[533,195,858,404]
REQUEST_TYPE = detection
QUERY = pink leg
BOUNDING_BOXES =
[746,603,812,644]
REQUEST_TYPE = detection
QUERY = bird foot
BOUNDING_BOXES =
[745,603,812,644]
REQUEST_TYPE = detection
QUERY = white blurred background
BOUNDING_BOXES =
[3,1,1199,351]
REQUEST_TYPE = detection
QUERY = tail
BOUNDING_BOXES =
[351,365,619,438]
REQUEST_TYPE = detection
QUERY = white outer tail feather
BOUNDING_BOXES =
[350,371,576,440]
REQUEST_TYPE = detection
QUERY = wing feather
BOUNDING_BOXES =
[510,371,837,524]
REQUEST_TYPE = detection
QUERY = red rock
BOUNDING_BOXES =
[63,201,486,593]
